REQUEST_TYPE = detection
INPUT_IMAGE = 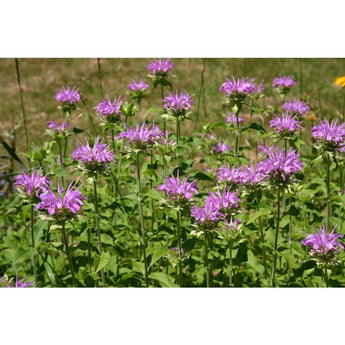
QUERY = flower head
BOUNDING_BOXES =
[36,181,86,219]
[311,118,345,151]
[257,147,303,184]
[127,79,149,92]
[240,164,264,187]
[270,112,302,136]
[163,90,195,117]
[47,121,71,137]
[96,97,123,122]
[211,140,232,154]
[118,122,163,150]
[282,99,310,116]
[147,58,174,75]
[272,76,295,89]
[226,112,245,125]
[205,188,241,211]
[54,86,80,104]
[301,224,344,257]
[216,165,248,185]
[14,169,51,198]
[72,137,114,172]
[157,170,199,203]
[191,202,225,226]
[219,77,256,98]
[0,275,34,288]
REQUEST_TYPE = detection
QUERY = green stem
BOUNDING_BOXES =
[228,239,233,286]
[161,84,166,133]
[61,222,77,287]
[136,152,149,287]
[93,175,106,287]
[176,119,180,167]
[271,188,282,287]
[204,232,210,287]
[324,262,329,288]
[30,204,37,285]
[176,210,182,287]
[57,138,64,185]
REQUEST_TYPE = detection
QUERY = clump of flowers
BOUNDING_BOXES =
[272,75,295,96]
[270,112,302,138]
[256,147,303,185]
[282,98,310,117]
[118,122,163,151]
[163,90,195,119]
[54,86,80,114]
[127,79,149,104]
[301,224,344,257]
[216,164,248,186]
[311,118,345,152]
[226,112,245,125]
[205,188,241,212]
[240,164,264,188]
[36,181,86,222]
[157,170,198,207]
[0,275,34,288]
[147,58,174,76]
[46,121,72,138]
[96,97,123,123]
[156,131,176,155]
[72,137,114,173]
[14,169,51,200]
[211,140,232,154]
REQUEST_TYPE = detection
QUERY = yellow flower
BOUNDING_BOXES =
[335,76,345,88]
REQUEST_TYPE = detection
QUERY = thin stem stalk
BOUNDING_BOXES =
[177,210,182,287]
[271,188,282,287]
[61,222,77,287]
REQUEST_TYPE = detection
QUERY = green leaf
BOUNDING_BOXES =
[190,172,214,181]
[132,261,145,276]
[13,247,35,264]
[106,256,118,275]
[75,241,99,254]
[33,220,47,247]
[149,272,178,287]
[44,262,57,286]
[243,122,266,133]
[149,247,170,267]
[246,250,264,274]
[101,233,114,245]
[145,189,163,201]
[0,134,27,170]
[246,210,270,225]
[96,252,111,273]
[72,127,84,134]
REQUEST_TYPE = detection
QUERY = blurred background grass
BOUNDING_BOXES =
[0,58,344,156]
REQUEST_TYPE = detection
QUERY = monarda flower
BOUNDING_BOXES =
[226,113,245,125]
[219,77,257,100]
[272,76,295,90]
[127,79,149,92]
[311,118,345,152]
[147,58,174,76]
[301,224,344,257]
[14,169,51,199]
[282,99,310,117]
[163,90,195,118]
[270,112,302,137]
[216,165,248,185]
[36,181,86,219]
[47,121,71,138]
[118,122,163,150]
[257,147,303,185]
[157,170,199,203]
[0,275,34,288]
[72,137,114,172]
[54,86,80,104]
[205,189,241,211]
[239,164,264,187]
[211,141,232,154]
[96,97,123,122]
[191,202,225,226]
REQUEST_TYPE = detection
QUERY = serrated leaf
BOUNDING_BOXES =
[145,189,163,201]
[132,261,145,276]
[101,233,114,245]
[149,272,178,287]
[96,252,111,273]
[149,247,170,267]
[106,256,118,275]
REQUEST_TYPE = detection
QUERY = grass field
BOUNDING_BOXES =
[1,58,344,158]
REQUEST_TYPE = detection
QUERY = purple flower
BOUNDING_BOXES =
[219,77,257,98]
[301,224,344,257]
[191,202,225,225]
[282,99,310,116]
[14,169,51,198]
[216,165,248,185]
[257,147,303,183]
[36,181,86,217]
[205,189,241,210]
[147,58,174,75]
[270,112,302,136]
[226,112,245,125]
[163,90,195,115]
[311,118,345,151]
[272,76,295,89]
[223,217,242,232]
[157,170,199,202]
[211,141,232,154]
[128,79,149,92]
[96,97,123,118]
[72,137,114,171]
[118,122,163,150]
[54,86,80,104]
[1,275,34,288]
[47,121,71,135]
[254,81,265,94]
[240,164,264,186]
